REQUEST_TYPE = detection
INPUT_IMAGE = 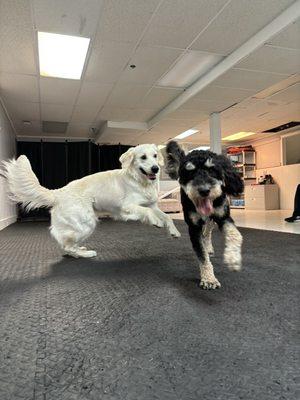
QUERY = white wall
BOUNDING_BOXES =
[0,101,17,230]
[245,134,300,210]
[256,164,300,210]
[251,136,281,169]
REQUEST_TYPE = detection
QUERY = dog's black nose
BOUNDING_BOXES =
[151,165,159,173]
[199,189,210,197]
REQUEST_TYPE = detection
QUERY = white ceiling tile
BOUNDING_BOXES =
[33,0,103,37]
[0,0,36,74]
[0,73,39,103]
[105,84,151,108]
[193,84,255,103]
[84,41,135,83]
[99,130,142,145]
[130,131,171,145]
[66,123,94,138]
[142,0,228,49]
[98,107,156,122]
[212,69,288,91]
[268,20,300,50]
[191,0,295,54]
[237,45,300,75]
[70,105,99,123]
[181,97,237,114]
[5,101,40,121]
[76,82,113,107]
[97,0,160,43]
[40,77,80,105]
[268,83,300,103]
[145,118,206,143]
[141,87,183,109]
[41,103,73,121]
[119,46,183,85]
[14,120,42,136]
[152,118,204,136]
[167,108,209,120]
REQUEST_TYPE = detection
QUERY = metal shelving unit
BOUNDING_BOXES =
[227,150,256,209]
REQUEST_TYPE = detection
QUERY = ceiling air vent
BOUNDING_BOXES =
[263,121,300,133]
[42,121,68,134]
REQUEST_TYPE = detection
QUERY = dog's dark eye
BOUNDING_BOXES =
[141,155,147,160]
[153,154,157,158]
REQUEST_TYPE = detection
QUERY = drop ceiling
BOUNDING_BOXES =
[0,0,299,145]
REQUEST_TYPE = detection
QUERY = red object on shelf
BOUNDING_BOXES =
[227,145,254,154]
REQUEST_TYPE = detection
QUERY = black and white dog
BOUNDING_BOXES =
[165,141,244,290]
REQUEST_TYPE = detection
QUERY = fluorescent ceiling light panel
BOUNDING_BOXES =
[192,146,210,151]
[38,32,90,79]
[223,132,256,141]
[174,128,199,140]
[158,51,223,88]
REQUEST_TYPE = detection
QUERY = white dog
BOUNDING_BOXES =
[2,144,181,258]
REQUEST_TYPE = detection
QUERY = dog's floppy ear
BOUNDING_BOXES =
[164,141,185,180]
[119,147,135,169]
[217,155,244,196]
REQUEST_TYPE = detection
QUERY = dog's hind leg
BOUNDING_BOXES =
[50,205,98,258]
[221,218,243,271]
[50,227,97,258]
[188,224,221,290]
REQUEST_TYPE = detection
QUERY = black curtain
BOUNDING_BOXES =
[67,141,90,182]
[99,144,131,171]
[16,141,131,220]
[91,142,100,174]
[43,142,67,189]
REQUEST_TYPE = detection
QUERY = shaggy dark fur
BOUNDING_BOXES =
[165,141,244,289]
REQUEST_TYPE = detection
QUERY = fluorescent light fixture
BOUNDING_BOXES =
[192,146,210,151]
[38,31,90,79]
[223,132,256,141]
[158,50,223,88]
[174,128,199,140]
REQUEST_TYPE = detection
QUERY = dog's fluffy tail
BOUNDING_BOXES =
[1,155,55,210]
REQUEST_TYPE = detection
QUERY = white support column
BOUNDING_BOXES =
[209,112,221,154]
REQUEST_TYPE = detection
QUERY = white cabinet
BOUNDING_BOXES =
[245,184,279,210]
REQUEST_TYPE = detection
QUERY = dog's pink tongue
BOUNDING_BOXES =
[196,198,213,216]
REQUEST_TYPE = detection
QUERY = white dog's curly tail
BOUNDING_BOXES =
[1,155,55,211]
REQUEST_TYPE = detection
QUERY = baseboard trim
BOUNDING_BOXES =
[0,215,17,231]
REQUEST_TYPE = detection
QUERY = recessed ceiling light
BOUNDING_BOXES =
[38,31,90,79]
[158,50,223,88]
[223,132,256,141]
[174,128,199,140]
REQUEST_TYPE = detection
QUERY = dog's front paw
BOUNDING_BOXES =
[78,249,97,258]
[169,226,181,238]
[224,250,242,271]
[150,214,164,228]
[200,277,221,290]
